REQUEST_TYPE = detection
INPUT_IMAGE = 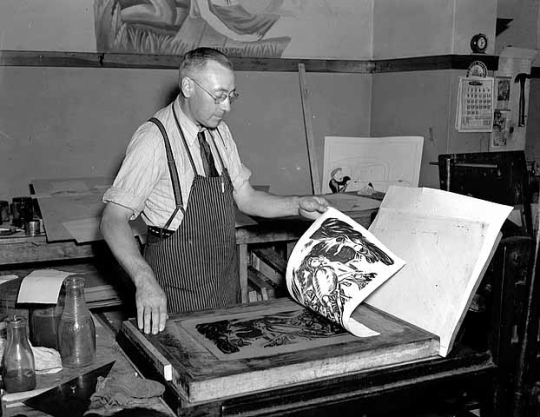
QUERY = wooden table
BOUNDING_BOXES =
[3,313,174,417]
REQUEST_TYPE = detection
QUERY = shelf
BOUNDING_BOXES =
[0,50,499,73]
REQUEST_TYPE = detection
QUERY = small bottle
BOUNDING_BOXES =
[1,316,36,393]
[58,276,96,368]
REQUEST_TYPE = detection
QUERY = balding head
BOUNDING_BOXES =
[179,47,233,81]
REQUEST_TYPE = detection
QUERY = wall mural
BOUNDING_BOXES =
[94,0,333,58]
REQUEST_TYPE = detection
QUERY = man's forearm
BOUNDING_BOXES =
[237,190,301,218]
[100,215,156,288]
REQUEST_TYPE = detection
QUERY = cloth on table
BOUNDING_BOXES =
[85,373,168,416]
[31,345,63,374]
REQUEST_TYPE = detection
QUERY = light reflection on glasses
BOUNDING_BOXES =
[190,78,239,104]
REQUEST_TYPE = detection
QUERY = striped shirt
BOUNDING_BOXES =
[103,98,251,230]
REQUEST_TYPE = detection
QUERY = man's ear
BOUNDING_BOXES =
[180,77,193,98]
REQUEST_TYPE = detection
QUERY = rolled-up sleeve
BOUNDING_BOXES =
[103,123,166,220]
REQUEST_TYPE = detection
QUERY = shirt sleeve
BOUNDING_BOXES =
[102,122,166,220]
[218,123,252,190]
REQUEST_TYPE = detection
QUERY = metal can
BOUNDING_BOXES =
[0,201,9,225]
[11,197,33,228]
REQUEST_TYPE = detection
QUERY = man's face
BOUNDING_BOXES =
[183,61,236,129]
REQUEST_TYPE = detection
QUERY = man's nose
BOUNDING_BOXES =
[220,97,231,112]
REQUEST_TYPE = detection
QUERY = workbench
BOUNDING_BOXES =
[2,310,175,417]
[0,208,376,305]
[1,235,532,416]
[115,235,532,417]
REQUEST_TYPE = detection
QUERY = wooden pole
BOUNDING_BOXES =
[298,63,321,195]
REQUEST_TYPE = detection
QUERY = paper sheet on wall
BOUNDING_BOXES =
[322,136,424,195]
[286,207,406,337]
[455,77,495,132]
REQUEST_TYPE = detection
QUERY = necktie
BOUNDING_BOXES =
[197,131,219,177]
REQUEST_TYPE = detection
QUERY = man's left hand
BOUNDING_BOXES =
[298,196,329,220]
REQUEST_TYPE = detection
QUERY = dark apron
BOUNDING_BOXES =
[143,108,239,313]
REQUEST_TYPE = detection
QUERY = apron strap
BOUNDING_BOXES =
[148,117,185,231]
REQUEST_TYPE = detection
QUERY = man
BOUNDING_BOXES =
[100,47,328,335]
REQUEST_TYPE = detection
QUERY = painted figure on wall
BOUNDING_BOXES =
[328,167,350,193]
[94,0,293,57]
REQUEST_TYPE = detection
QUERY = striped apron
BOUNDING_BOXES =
[143,110,239,313]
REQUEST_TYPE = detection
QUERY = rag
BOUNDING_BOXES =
[85,373,167,416]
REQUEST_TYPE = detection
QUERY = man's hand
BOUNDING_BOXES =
[298,196,329,220]
[135,280,168,335]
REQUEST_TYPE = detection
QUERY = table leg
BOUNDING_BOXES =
[237,243,249,303]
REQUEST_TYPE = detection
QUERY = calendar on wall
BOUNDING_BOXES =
[455,77,494,132]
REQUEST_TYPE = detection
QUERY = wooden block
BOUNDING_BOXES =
[247,283,259,303]
[252,248,287,275]
[118,298,439,403]
[248,266,275,300]
[251,248,286,296]
[120,321,173,381]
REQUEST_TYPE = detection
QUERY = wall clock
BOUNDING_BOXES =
[470,33,488,54]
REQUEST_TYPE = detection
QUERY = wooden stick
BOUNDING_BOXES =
[298,63,321,195]
[121,321,173,381]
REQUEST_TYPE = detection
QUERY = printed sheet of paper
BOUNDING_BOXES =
[286,207,406,337]
[322,136,424,194]
[366,186,512,356]
[17,269,72,304]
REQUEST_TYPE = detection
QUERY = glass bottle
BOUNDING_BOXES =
[58,276,96,368]
[1,316,36,393]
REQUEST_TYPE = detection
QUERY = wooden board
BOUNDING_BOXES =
[118,297,439,403]
[32,177,113,242]
[32,177,257,243]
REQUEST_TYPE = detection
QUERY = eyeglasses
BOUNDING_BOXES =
[190,78,239,104]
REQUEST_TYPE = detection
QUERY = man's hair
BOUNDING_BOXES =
[179,47,233,79]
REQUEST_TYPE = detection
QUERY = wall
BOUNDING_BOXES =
[0,0,503,199]
[370,70,492,189]
[372,0,497,59]
[0,0,373,60]
[496,0,540,165]
[496,0,540,65]
[0,66,371,198]
[0,0,498,60]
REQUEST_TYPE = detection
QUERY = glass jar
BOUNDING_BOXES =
[11,197,33,228]
[1,316,36,393]
[29,293,64,350]
[58,276,96,368]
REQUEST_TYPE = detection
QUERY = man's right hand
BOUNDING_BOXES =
[135,280,168,335]
[100,203,169,335]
